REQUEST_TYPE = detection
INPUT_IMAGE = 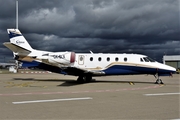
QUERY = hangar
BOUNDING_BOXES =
[163,55,180,70]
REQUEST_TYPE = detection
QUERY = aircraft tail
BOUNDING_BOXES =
[3,29,33,56]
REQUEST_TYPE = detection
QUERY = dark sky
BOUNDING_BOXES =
[0,0,179,62]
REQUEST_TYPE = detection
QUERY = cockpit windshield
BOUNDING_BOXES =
[142,57,156,62]
[146,57,155,62]
[143,57,149,62]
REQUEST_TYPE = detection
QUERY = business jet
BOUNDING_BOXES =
[3,29,176,84]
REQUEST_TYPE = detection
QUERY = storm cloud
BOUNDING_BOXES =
[0,0,179,62]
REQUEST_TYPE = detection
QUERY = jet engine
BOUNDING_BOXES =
[48,52,75,65]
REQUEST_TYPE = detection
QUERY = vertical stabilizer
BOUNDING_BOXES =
[7,29,33,51]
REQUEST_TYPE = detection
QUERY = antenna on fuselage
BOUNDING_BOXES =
[90,50,94,54]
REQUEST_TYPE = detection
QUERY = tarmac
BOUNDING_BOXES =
[0,73,179,119]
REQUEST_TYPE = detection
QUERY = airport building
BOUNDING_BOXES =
[163,55,180,70]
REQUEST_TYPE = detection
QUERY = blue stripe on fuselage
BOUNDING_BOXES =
[103,65,172,76]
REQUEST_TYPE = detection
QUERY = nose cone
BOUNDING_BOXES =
[166,65,176,73]
[158,63,176,75]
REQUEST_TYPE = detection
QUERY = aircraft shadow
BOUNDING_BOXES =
[13,78,81,86]
[13,77,156,87]
[13,78,67,82]
[59,80,156,86]
[94,80,155,84]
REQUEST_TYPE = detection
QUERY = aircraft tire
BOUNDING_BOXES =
[155,79,163,84]
[84,75,92,82]
[77,76,84,83]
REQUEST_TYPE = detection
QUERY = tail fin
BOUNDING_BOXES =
[7,29,33,51]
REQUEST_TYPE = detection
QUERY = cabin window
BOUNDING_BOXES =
[80,56,84,61]
[107,57,110,61]
[90,57,93,61]
[140,58,144,62]
[98,57,102,61]
[124,57,127,62]
[115,57,119,61]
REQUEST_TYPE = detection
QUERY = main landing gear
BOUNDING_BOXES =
[77,75,92,83]
[154,74,164,84]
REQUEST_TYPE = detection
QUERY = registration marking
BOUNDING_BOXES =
[12,97,93,104]
[144,92,180,96]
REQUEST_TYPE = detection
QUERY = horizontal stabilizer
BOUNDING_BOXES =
[3,42,31,54]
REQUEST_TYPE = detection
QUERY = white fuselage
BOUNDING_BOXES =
[29,50,175,76]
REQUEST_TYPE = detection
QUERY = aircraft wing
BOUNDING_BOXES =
[61,66,105,76]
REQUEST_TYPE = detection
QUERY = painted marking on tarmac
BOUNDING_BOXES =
[0,85,162,96]
[12,97,93,104]
[144,92,180,96]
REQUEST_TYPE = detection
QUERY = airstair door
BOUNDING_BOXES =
[78,55,84,65]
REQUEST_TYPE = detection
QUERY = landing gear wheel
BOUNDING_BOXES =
[77,76,84,83]
[84,75,92,82]
[77,75,92,83]
[155,79,164,84]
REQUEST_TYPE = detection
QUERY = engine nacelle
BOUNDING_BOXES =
[48,52,75,65]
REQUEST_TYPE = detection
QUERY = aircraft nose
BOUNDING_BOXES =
[157,63,176,75]
[164,64,176,73]
[171,67,176,72]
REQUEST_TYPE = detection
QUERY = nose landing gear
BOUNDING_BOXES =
[154,74,164,84]
[155,79,163,84]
